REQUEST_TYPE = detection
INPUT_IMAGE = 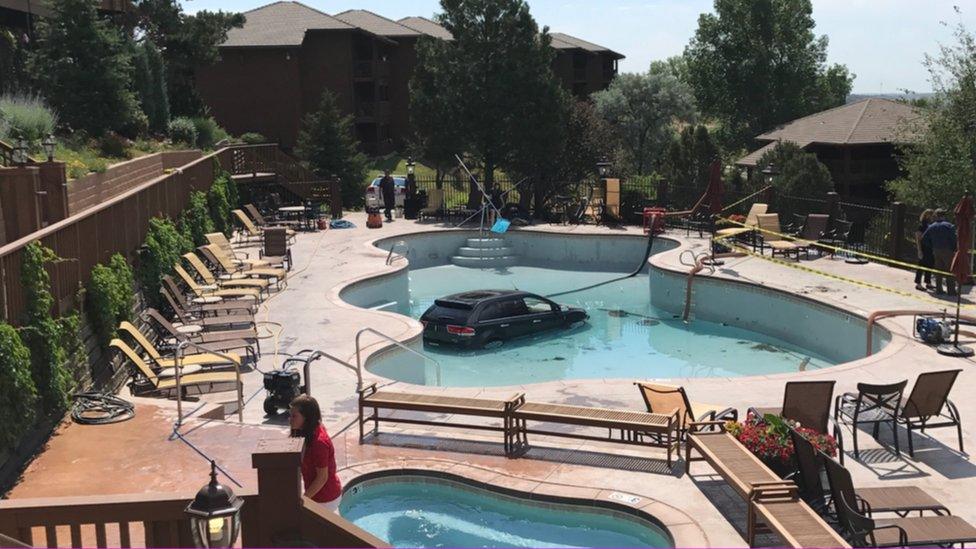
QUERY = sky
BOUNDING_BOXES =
[184,0,976,94]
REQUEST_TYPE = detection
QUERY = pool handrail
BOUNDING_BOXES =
[386,240,408,265]
[356,327,443,387]
[174,339,244,426]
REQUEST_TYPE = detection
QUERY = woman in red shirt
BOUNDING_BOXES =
[289,395,342,511]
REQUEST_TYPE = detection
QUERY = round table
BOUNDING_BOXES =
[278,205,315,231]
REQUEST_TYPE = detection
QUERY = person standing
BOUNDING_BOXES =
[922,209,958,296]
[290,395,343,512]
[379,170,396,222]
[915,209,935,291]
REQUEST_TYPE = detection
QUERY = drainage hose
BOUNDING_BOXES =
[71,392,135,425]
[546,230,655,299]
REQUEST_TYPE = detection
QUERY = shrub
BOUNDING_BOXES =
[85,253,134,349]
[191,117,227,150]
[137,217,190,308]
[168,116,197,147]
[178,191,215,246]
[239,132,266,144]
[0,322,38,453]
[726,413,837,467]
[98,132,131,158]
[0,92,58,146]
[207,171,234,237]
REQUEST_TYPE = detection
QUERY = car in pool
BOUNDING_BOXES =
[364,175,407,209]
[421,290,588,348]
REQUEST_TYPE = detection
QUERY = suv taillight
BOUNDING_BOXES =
[446,325,476,336]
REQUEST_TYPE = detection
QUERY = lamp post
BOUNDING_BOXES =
[596,157,611,180]
[761,162,779,186]
[42,135,56,162]
[185,461,243,548]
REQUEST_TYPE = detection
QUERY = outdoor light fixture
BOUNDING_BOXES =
[42,135,56,162]
[406,156,415,176]
[596,157,611,178]
[761,162,779,185]
[185,461,243,548]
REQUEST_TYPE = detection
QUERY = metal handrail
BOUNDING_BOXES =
[174,339,245,426]
[283,348,361,394]
[386,240,408,265]
[356,327,443,386]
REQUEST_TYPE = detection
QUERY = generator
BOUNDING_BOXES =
[915,316,952,344]
[263,369,302,415]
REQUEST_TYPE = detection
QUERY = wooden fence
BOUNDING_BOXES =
[66,151,202,215]
[0,144,277,324]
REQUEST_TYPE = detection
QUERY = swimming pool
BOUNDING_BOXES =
[340,473,672,548]
[343,231,890,386]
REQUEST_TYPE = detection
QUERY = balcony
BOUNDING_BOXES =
[354,100,391,121]
[353,60,390,80]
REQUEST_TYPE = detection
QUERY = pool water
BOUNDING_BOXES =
[368,265,834,386]
[340,476,672,548]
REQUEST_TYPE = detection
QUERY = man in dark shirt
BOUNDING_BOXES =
[379,170,395,222]
[922,209,958,295]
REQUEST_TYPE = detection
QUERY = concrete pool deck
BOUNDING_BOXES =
[8,212,976,547]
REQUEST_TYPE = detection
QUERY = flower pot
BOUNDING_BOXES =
[317,218,329,230]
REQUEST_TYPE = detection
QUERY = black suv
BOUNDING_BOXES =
[421,290,588,349]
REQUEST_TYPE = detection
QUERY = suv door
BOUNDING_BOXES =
[476,300,520,340]
[520,296,559,334]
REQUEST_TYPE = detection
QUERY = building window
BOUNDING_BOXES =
[378,81,390,102]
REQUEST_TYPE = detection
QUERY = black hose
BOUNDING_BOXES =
[71,392,135,425]
[546,231,655,299]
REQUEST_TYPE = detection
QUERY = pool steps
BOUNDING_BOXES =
[451,237,519,268]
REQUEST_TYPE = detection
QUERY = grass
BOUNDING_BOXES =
[365,153,439,180]
[57,138,172,180]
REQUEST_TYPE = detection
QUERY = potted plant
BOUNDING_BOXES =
[726,413,837,478]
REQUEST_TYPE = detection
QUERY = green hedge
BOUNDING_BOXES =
[138,217,191,308]
[0,322,38,453]
[86,253,134,349]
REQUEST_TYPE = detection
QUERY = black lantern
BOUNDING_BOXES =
[761,162,779,186]
[406,156,415,176]
[185,461,243,548]
[596,157,611,179]
[42,135,56,162]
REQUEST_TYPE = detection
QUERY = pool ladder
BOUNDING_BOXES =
[386,240,408,265]
[356,327,443,386]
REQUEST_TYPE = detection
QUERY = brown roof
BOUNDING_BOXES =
[222,1,354,48]
[334,9,421,37]
[756,98,921,146]
[735,142,780,167]
[397,16,453,40]
[549,32,624,59]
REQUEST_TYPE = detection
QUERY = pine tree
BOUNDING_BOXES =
[144,40,171,133]
[295,90,368,208]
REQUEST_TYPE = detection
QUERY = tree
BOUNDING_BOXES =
[749,141,833,197]
[889,22,976,207]
[661,125,720,207]
[134,0,243,117]
[409,36,466,189]
[29,0,141,137]
[296,90,368,208]
[650,55,691,85]
[0,28,29,93]
[684,0,854,149]
[592,68,697,175]
[133,40,170,133]
[410,0,568,206]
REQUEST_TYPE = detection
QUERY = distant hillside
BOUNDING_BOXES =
[847,92,934,103]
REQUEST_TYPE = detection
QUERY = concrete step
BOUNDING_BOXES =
[450,255,518,268]
[455,246,514,258]
[466,237,507,249]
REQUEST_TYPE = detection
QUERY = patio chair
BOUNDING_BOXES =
[205,232,270,265]
[232,209,268,244]
[795,214,831,259]
[715,203,768,250]
[174,264,263,301]
[749,380,844,462]
[142,308,260,359]
[790,427,947,518]
[242,204,297,241]
[419,188,445,221]
[182,252,270,296]
[756,214,802,259]
[160,286,256,331]
[161,275,256,316]
[835,380,907,459]
[200,245,288,284]
[824,456,976,547]
[111,339,242,401]
[635,382,738,435]
[898,369,964,457]
[117,321,242,370]
[818,218,854,258]
[261,227,292,267]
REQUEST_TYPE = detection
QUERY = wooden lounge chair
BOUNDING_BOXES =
[635,382,737,435]
[420,188,445,221]
[716,203,768,241]
[512,401,681,466]
[111,339,242,401]
[182,252,270,295]
[756,214,802,259]
[161,275,256,316]
[358,384,525,457]
[825,456,976,547]
[174,264,262,301]
[790,427,947,518]
[749,380,844,463]
[200,244,287,283]
[117,321,242,370]
[142,308,260,360]
[898,369,964,457]
[685,422,848,548]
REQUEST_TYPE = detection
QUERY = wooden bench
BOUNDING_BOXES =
[358,384,525,456]
[513,401,680,466]
[686,423,849,548]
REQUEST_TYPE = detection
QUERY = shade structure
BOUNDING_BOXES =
[707,159,724,215]
[951,194,974,285]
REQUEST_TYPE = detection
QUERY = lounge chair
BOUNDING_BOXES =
[635,382,737,435]
[790,427,947,517]
[825,456,976,547]
[117,321,242,370]
[111,339,242,401]
[756,214,802,259]
[898,369,964,457]
[795,214,830,259]
[174,264,262,301]
[244,203,299,235]
[232,209,267,244]
[749,380,844,462]
[182,252,271,295]
[199,245,287,283]
[161,286,256,332]
[715,203,768,243]
[205,232,273,267]
[161,275,256,316]
[420,189,445,221]
[819,218,854,259]
[142,308,260,360]
[261,227,292,268]
[835,380,907,459]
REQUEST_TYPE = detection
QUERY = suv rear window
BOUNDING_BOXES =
[422,305,471,324]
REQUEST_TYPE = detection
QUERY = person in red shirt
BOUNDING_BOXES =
[289,395,342,512]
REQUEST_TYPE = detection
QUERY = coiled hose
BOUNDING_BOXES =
[71,392,135,425]
[546,230,656,299]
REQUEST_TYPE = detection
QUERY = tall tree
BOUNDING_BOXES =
[889,22,976,207]
[134,0,243,117]
[29,0,140,136]
[749,141,833,197]
[410,0,567,206]
[661,125,720,207]
[592,68,697,176]
[684,0,854,149]
[296,90,368,208]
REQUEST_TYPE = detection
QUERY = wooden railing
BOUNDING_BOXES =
[0,140,13,167]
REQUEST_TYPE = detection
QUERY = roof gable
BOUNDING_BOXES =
[757,98,921,146]
[397,16,453,40]
[222,1,353,48]
[549,32,623,59]
[334,9,421,37]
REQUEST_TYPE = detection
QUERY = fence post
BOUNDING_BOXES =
[826,191,839,218]
[0,166,43,242]
[656,179,668,207]
[330,179,343,219]
[890,201,906,261]
[37,161,68,225]
[243,438,304,547]
[762,186,776,208]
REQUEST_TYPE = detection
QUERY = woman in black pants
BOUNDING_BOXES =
[915,209,935,291]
